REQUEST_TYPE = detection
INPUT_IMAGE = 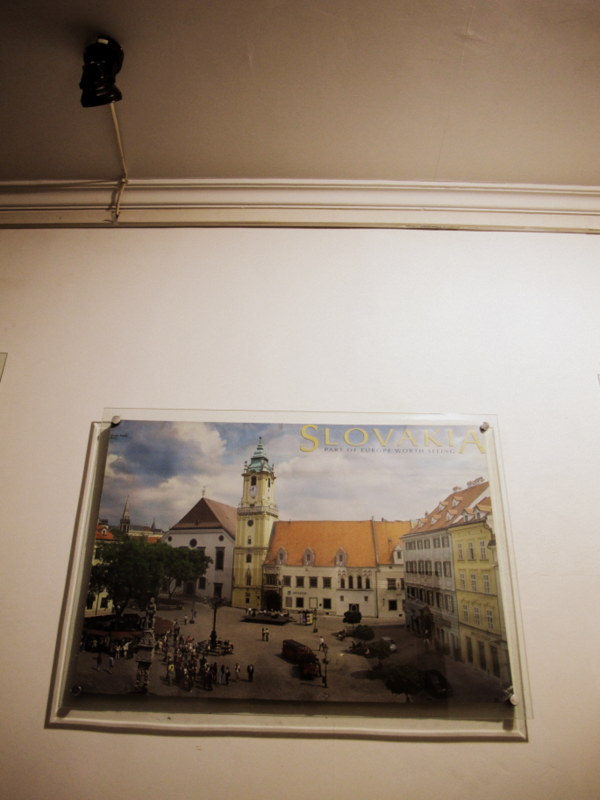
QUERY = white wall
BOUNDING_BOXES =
[1,227,599,799]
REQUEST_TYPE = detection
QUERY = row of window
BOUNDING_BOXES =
[264,574,403,591]
[405,537,490,562]
[405,560,452,577]
[458,571,491,593]
[406,567,491,594]
[285,596,333,610]
[406,586,455,613]
[406,588,496,630]
[462,604,495,630]
[281,597,400,612]
[464,635,501,677]
[456,540,489,561]
[405,535,450,550]
[276,547,350,567]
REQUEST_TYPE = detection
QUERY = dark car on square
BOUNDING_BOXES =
[281,639,321,678]
[423,669,452,699]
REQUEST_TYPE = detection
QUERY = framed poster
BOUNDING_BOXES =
[48,409,529,739]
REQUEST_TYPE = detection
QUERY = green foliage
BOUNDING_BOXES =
[352,624,375,641]
[162,546,212,598]
[366,638,392,666]
[90,533,211,614]
[384,665,424,696]
[343,609,362,625]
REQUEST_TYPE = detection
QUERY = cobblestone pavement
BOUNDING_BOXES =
[73,600,507,708]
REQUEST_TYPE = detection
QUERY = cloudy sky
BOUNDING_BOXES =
[99,418,490,530]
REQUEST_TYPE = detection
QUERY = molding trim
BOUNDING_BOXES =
[1,178,600,232]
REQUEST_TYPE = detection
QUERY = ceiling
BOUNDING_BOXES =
[3,0,600,189]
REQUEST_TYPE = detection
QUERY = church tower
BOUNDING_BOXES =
[231,438,278,609]
[119,496,131,535]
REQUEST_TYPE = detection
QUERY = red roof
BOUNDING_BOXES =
[95,525,116,541]
[411,479,490,532]
[170,496,237,537]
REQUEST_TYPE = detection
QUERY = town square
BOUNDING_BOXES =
[67,416,517,716]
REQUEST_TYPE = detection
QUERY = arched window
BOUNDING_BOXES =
[303,548,315,566]
[277,548,287,565]
[335,549,347,567]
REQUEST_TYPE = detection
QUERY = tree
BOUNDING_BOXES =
[89,534,210,616]
[90,533,155,616]
[384,665,424,700]
[343,609,362,626]
[366,638,393,669]
[162,547,212,598]
[352,625,375,642]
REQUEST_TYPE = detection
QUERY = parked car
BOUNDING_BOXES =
[423,669,452,699]
[298,652,321,678]
[281,639,321,678]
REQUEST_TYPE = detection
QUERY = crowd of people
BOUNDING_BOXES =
[155,624,251,692]
[82,632,137,660]
[245,607,291,621]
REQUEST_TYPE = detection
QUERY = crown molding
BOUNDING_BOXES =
[1,178,600,232]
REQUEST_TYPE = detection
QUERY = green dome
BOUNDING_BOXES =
[245,437,274,473]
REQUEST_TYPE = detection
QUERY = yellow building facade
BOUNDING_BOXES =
[452,520,511,685]
[231,438,279,609]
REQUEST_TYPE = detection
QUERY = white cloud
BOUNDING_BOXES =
[99,420,490,528]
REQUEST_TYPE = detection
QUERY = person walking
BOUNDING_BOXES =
[247,663,254,682]
[167,662,175,686]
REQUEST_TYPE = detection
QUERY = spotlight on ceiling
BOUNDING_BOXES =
[80,36,124,107]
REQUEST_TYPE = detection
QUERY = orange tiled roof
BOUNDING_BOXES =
[411,479,490,532]
[373,520,413,563]
[265,519,410,568]
[95,525,115,541]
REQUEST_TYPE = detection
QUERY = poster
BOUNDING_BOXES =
[49,410,528,739]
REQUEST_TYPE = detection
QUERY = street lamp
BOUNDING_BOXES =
[208,595,227,649]
[321,654,329,688]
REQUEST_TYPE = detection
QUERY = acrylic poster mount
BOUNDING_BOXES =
[48,409,529,739]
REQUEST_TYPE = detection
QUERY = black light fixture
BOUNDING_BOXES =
[80,35,124,107]
[79,35,129,222]
[79,34,128,221]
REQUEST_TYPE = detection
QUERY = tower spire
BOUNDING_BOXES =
[244,436,274,474]
[120,496,131,534]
